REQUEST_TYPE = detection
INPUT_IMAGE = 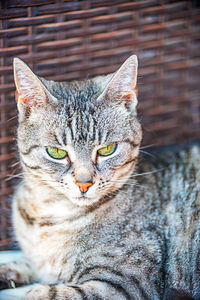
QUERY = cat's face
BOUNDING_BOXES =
[14,56,142,206]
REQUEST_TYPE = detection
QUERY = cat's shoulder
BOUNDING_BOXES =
[137,142,200,185]
[139,142,200,169]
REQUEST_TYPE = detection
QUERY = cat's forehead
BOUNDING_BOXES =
[46,81,128,138]
[36,102,131,150]
[54,102,133,148]
[30,78,138,147]
[46,79,101,107]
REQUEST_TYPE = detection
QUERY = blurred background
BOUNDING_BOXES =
[0,0,200,249]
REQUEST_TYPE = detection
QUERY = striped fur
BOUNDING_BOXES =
[0,56,199,299]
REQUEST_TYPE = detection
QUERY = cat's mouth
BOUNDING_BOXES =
[78,196,88,200]
[71,194,100,207]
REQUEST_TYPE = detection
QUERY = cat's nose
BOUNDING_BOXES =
[76,181,93,193]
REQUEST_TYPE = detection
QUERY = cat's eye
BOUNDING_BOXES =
[47,147,68,159]
[97,143,117,157]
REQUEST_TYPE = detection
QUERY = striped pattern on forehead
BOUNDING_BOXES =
[69,109,99,145]
[59,107,100,146]
[51,82,103,146]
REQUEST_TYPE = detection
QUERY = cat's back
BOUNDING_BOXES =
[138,144,200,296]
[138,143,200,234]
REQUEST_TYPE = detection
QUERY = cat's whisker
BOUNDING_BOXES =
[139,150,155,158]
[110,179,136,184]
[11,161,21,167]
[33,178,62,185]
[7,115,18,122]
[140,144,156,149]
[110,179,146,189]
[130,168,164,178]
[5,173,24,181]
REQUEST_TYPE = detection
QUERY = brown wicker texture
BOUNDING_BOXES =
[0,0,200,249]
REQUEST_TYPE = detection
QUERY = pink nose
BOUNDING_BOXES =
[75,181,93,193]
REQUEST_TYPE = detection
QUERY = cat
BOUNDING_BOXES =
[0,55,199,300]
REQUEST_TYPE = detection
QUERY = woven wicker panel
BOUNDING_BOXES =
[0,0,200,249]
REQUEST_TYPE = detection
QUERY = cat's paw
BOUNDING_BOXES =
[0,259,36,291]
[25,284,50,300]
[25,284,78,300]
[0,265,19,290]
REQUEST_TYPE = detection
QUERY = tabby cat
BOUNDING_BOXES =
[0,55,199,299]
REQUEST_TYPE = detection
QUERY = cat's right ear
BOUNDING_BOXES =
[98,55,138,114]
[13,58,57,117]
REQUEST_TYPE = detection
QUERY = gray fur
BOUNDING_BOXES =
[0,56,199,300]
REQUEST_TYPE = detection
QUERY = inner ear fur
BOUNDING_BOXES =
[13,58,47,107]
[100,55,138,111]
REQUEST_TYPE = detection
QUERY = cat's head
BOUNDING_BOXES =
[14,55,142,206]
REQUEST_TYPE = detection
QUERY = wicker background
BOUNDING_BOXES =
[0,0,200,249]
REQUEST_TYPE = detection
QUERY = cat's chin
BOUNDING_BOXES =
[70,195,101,207]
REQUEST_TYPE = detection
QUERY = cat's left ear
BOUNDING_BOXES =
[13,58,57,116]
[100,55,138,113]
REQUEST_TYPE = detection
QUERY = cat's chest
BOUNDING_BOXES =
[14,202,93,282]
[21,221,83,282]
[19,209,131,282]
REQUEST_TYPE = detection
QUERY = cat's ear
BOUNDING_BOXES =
[13,58,57,116]
[101,55,138,112]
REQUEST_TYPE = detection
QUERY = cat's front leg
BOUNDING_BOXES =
[0,258,37,290]
[25,281,129,300]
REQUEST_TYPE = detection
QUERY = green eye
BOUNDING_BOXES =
[97,143,117,157]
[47,147,67,159]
